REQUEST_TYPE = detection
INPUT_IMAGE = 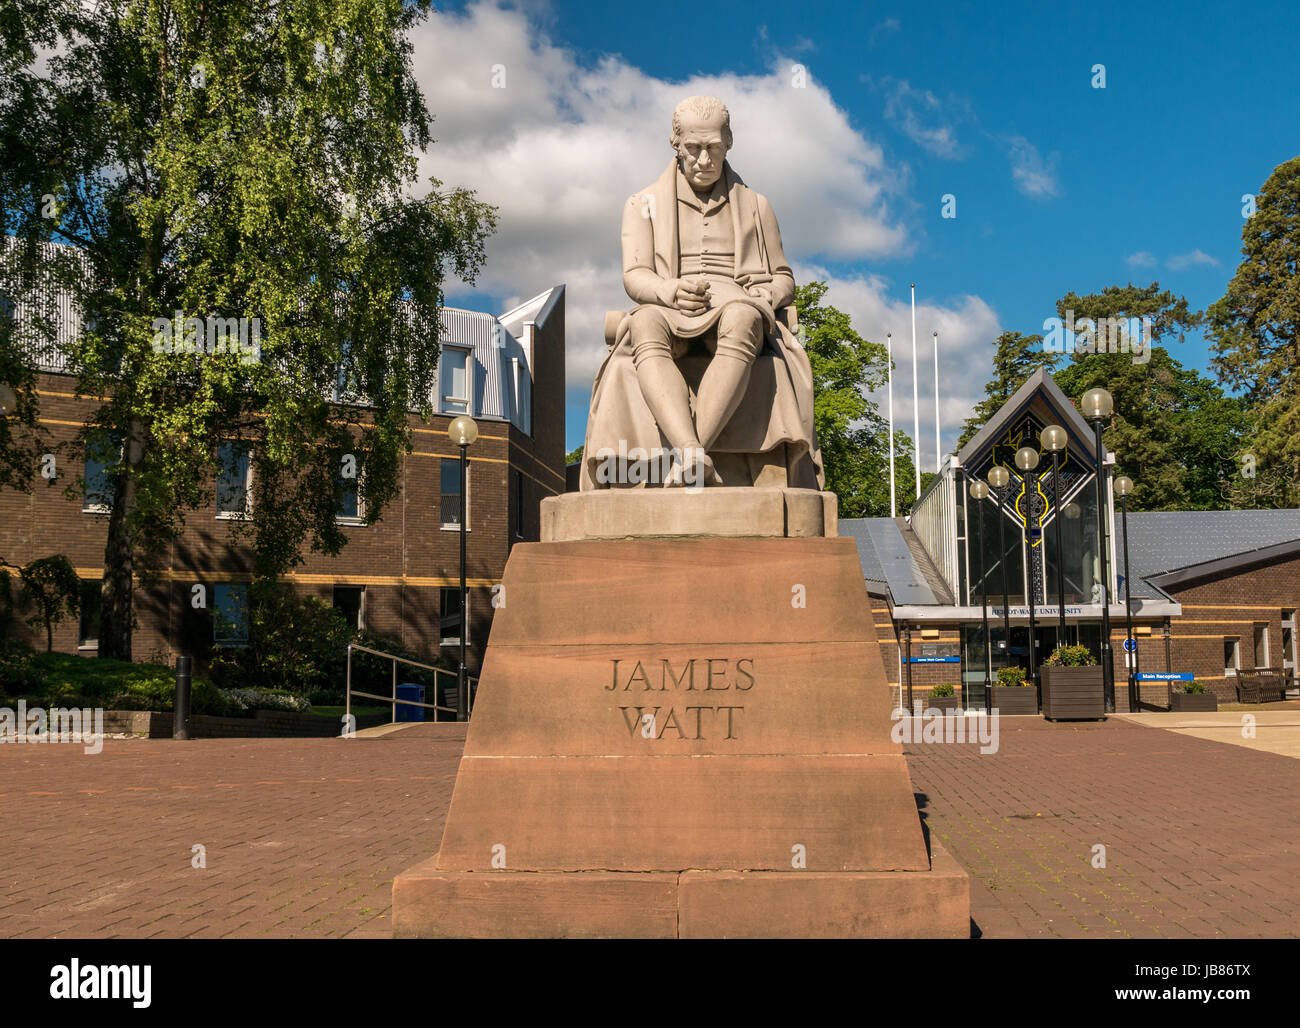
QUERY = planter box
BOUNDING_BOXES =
[926,695,962,713]
[1041,665,1105,721]
[990,686,1038,715]
[1171,692,1218,712]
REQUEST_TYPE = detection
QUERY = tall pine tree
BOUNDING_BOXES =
[1208,155,1300,508]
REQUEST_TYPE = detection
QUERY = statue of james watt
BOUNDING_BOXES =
[579,95,823,490]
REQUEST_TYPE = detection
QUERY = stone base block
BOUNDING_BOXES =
[540,487,837,541]
[392,838,970,939]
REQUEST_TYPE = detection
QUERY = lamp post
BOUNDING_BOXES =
[1081,387,1116,713]
[987,465,1012,675]
[1015,445,1042,712]
[970,480,994,715]
[1114,473,1137,713]
[449,414,478,722]
[1040,425,1069,645]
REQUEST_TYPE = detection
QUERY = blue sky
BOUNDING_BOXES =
[416,0,1300,459]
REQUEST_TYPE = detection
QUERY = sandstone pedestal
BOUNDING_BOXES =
[392,497,969,937]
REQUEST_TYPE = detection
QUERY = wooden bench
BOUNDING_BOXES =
[1235,668,1287,704]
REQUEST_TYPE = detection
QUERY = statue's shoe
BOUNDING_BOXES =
[666,448,723,488]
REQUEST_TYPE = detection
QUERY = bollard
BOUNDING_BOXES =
[174,656,192,740]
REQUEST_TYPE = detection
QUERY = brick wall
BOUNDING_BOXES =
[2,321,566,676]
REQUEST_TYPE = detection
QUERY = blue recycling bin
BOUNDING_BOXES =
[394,683,426,722]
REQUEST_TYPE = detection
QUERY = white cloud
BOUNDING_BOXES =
[1166,249,1220,270]
[1125,251,1156,268]
[870,18,902,47]
[798,265,1001,470]
[1005,135,1059,198]
[408,1,910,390]
[881,79,963,159]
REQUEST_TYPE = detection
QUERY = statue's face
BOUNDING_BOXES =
[675,112,729,191]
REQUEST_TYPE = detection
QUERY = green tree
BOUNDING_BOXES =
[795,281,916,517]
[1052,284,1246,510]
[0,1,495,659]
[1208,156,1300,507]
[957,331,1059,448]
[565,445,584,465]
[19,554,81,652]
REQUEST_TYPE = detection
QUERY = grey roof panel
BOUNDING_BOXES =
[1118,509,1300,580]
[841,517,941,605]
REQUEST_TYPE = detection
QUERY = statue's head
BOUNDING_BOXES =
[670,96,732,192]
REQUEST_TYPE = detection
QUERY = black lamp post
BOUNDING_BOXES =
[969,479,994,715]
[987,465,1012,676]
[1040,424,1069,645]
[449,414,479,721]
[1114,473,1137,712]
[1081,387,1116,713]
[1015,445,1042,712]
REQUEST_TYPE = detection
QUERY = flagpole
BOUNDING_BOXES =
[933,330,941,473]
[911,283,920,499]
[887,331,896,518]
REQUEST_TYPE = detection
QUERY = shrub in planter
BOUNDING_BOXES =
[927,682,961,712]
[1172,679,1218,711]
[1041,645,1103,720]
[991,665,1037,713]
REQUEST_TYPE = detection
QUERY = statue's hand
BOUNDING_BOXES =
[670,278,710,315]
[746,284,773,306]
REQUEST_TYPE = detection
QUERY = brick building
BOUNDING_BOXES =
[841,370,1300,709]
[0,267,565,676]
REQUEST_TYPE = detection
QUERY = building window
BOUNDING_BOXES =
[82,431,121,512]
[513,356,532,435]
[216,441,252,518]
[213,583,250,646]
[514,469,525,538]
[440,458,468,530]
[78,579,102,651]
[336,454,363,522]
[1283,610,1296,676]
[1253,623,1269,669]
[333,585,365,631]
[1224,636,1241,677]
[440,587,465,647]
[441,346,470,414]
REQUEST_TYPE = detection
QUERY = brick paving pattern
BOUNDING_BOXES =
[2,717,1298,938]
[0,726,463,938]
[908,716,1300,938]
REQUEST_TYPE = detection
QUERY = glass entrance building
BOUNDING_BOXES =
[838,369,1300,713]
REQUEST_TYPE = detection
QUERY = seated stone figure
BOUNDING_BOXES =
[579,95,824,491]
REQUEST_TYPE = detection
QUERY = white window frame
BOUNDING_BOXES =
[439,586,469,647]
[1253,623,1270,669]
[215,440,254,520]
[440,458,470,532]
[213,583,250,647]
[82,432,122,514]
[335,462,365,525]
[1224,636,1241,677]
[440,345,472,415]
[332,584,366,631]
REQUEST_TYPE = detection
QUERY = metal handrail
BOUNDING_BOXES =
[344,642,476,725]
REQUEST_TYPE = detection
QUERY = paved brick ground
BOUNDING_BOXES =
[2,716,1297,938]
[907,716,1300,938]
[0,725,464,939]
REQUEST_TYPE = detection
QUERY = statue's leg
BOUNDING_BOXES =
[695,304,763,451]
[630,307,703,455]
[630,308,721,487]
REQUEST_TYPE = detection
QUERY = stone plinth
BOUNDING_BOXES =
[392,534,969,938]
[540,487,837,541]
